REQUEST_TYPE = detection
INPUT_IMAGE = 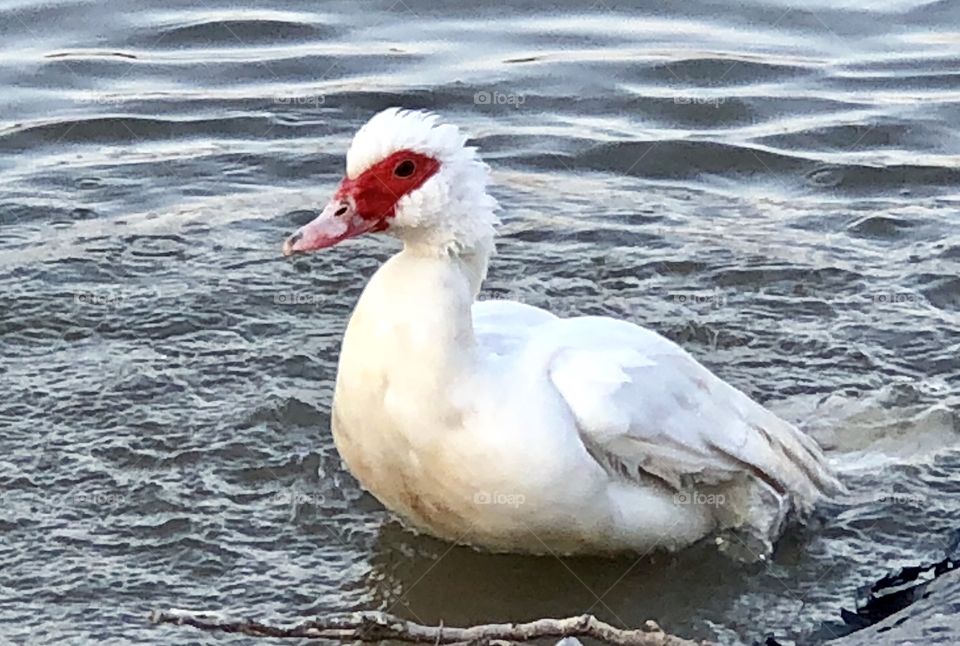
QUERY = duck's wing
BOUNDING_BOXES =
[545,316,841,513]
[472,299,558,357]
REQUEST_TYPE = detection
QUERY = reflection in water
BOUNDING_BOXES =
[368,521,743,634]
[362,513,853,644]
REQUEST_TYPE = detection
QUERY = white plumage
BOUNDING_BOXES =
[297,108,842,559]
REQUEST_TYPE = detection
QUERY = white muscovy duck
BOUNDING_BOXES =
[282,108,841,559]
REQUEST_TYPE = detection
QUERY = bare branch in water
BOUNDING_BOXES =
[149,609,707,646]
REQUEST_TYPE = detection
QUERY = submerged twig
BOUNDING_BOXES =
[149,609,706,645]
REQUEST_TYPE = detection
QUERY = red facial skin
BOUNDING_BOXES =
[282,149,441,255]
[339,150,441,225]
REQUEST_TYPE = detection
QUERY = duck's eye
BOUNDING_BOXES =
[393,159,416,178]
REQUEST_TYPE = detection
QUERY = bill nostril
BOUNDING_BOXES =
[289,231,304,245]
[335,203,348,217]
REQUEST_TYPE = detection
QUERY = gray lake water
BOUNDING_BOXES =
[2,0,959,643]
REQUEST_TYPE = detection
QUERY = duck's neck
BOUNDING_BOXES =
[337,241,491,396]
[399,232,494,299]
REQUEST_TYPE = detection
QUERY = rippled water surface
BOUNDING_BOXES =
[2,0,960,643]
